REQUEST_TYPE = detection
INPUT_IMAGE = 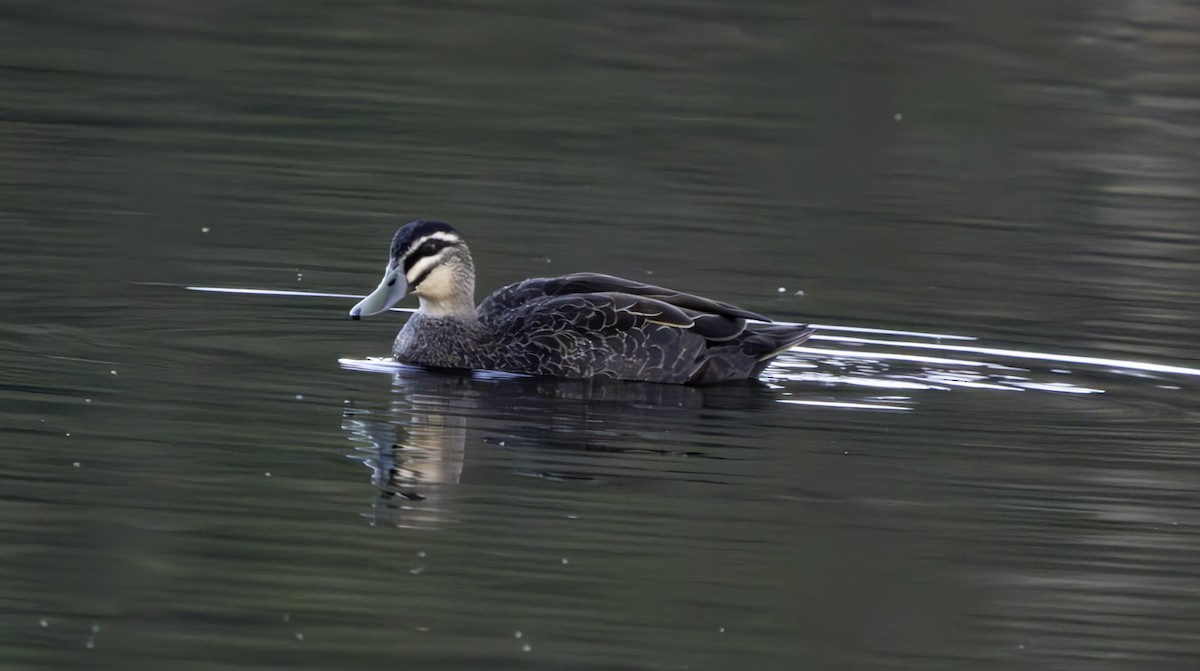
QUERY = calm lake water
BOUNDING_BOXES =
[3,2,1200,669]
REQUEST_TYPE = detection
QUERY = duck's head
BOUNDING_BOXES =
[350,220,476,319]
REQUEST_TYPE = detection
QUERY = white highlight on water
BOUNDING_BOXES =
[778,399,912,411]
[808,334,1200,378]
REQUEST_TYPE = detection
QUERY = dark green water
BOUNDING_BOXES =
[3,2,1200,669]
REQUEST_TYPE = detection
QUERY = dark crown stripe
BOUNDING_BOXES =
[391,220,458,258]
[402,237,460,275]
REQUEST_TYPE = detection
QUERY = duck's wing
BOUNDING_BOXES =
[496,291,749,344]
[478,272,770,325]
[479,273,812,383]
[486,291,744,382]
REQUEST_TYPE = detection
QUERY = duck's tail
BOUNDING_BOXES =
[752,323,815,359]
[687,323,813,384]
[745,323,813,378]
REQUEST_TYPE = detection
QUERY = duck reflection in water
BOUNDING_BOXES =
[341,364,776,528]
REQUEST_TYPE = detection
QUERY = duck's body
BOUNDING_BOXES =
[350,221,812,384]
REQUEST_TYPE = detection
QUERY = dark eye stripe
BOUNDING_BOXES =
[402,238,459,275]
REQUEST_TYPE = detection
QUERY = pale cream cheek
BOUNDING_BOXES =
[412,266,457,300]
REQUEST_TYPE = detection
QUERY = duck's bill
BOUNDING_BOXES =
[349,270,406,319]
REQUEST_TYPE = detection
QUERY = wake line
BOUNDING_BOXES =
[186,286,374,301]
[174,284,1199,378]
[807,335,1200,378]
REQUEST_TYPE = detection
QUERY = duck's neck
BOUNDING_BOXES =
[416,293,477,318]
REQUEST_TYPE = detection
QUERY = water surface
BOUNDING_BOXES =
[3,2,1200,669]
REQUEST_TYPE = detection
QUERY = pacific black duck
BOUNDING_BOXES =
[350,220,811,384]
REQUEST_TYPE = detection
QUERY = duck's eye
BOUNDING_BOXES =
[386,277,397,287]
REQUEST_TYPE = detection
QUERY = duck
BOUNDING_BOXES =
[349,220,812,384]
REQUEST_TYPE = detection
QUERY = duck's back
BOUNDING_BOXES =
[477,273,812,384]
